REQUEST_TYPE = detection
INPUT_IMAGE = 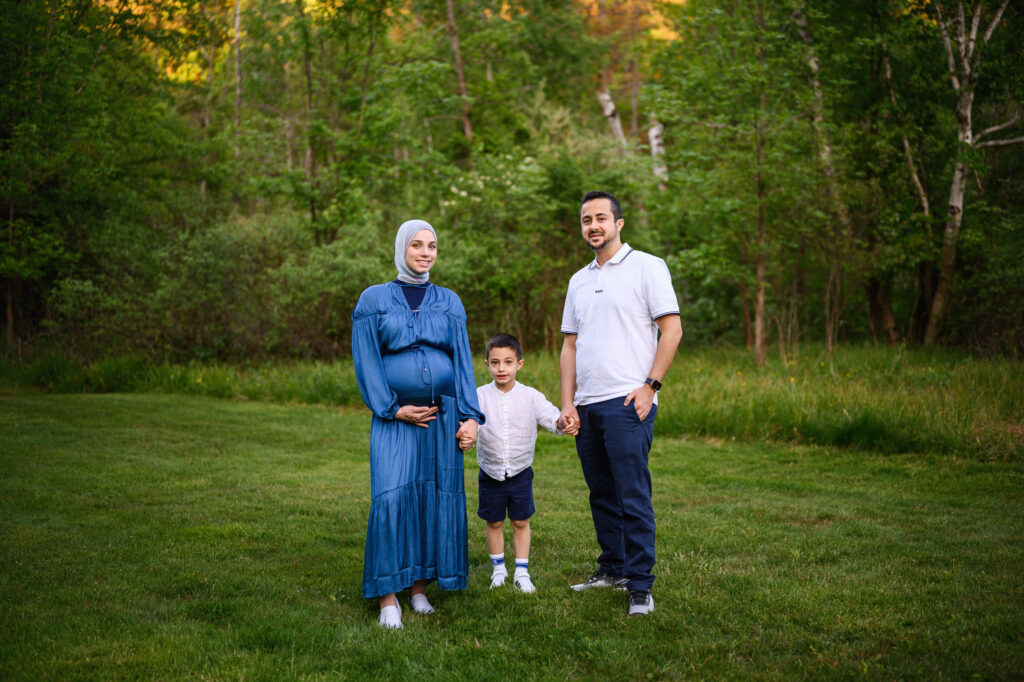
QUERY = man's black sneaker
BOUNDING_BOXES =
[571,572,628,591]
[628,590,654,615]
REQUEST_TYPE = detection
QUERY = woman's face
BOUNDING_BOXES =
[405,229,437,275]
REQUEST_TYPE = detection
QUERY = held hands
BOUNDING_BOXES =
[558,407,580,436]
[624,383,656,421]
[456,420,478,450]
[395,405,439,428]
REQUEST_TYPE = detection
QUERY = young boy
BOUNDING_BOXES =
[472,334,569,593]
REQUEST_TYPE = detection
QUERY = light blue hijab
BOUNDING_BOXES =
[394,219,437,285]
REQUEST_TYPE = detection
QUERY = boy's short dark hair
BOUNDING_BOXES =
[580,190,622,222]
[485,334,523,361]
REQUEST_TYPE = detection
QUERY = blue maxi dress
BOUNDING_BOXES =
[351,282,485,599]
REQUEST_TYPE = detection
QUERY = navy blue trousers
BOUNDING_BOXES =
[575,397,657,591]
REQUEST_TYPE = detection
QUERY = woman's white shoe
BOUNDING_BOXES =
[410,592,435,614]
[378,603,402,629]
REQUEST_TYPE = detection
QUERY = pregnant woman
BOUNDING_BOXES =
[351,219,484,629]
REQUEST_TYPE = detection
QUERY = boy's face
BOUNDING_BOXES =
[486,346,524,391]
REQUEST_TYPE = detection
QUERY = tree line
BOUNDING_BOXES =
[3,0,1022,363]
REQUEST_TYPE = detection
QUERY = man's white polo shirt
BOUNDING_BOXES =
[560,244,679,406]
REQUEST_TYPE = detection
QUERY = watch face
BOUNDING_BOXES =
[646,378,662,391]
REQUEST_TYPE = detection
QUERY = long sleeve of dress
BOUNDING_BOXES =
[351,295,400,421]
[447,295,486,425]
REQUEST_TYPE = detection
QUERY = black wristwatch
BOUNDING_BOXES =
[644,377,662,392]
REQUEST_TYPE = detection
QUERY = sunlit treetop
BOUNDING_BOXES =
[578,0,686,42]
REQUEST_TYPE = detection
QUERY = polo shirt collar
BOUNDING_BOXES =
[588,243,634,270]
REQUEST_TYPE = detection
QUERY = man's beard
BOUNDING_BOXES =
[587,231,612,251]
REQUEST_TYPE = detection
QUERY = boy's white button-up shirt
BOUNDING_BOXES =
[560,244,680,407]
[475,381,561,481]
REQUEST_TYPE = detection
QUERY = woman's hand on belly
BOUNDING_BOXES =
[395,405,439,428]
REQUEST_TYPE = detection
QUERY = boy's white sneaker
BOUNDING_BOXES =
[410,592,435,614]
[513,574,536,594]
[379,602,402,629]
[490,572,507,589]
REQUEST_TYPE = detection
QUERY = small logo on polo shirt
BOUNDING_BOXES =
[595,289,603,293]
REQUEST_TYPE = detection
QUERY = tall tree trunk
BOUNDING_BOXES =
[925,153,968,345]
[924,0,1013,346]
[629,4,640,136]
[867,275,900,345]
[445,0,473,143]
[741,284,753,350]
[233,0,242,131]
[4,279,12,347]
[284,62,293,171]
[295,0,318,238]
[598,88,627,147]
[630,57,639,136]
[794,9,849,357]
[914,262,937,341]
[883,52,934,342]
[5,203,14,346]
[648,115,667,187]
[789,235,805,355]
[924,89,971,345]
[753,11,767,366]
[200,1,214,201]
[356,7,380,138]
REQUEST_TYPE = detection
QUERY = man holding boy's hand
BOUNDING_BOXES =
[558,190,682,617]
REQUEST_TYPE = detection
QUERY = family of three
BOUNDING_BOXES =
[351,191,683,629]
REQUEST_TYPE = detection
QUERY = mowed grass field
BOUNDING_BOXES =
[2,390,1022,680]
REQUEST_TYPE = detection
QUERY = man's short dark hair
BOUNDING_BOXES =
[580,191,622,222]
[485,333,523,361]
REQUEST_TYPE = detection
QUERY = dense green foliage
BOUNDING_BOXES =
[2,392,1022,678]
[3,0,1023,359]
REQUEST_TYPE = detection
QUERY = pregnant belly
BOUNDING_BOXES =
[382,346,456,405]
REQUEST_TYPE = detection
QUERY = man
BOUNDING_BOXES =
[557,190,682,616]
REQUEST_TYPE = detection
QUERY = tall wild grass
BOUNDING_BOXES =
[3,345,1021,460]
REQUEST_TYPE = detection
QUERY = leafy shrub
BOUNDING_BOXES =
[85,355,150,393]
[20,353,86,393]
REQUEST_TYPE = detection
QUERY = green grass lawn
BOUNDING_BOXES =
[2,391,1022,680]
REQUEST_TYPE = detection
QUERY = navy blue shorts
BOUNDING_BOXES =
[477,467,535,523]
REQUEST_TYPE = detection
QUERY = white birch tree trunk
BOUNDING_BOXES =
[923,0,1018,345]
[648,116,667,186]
[598,89,627,147]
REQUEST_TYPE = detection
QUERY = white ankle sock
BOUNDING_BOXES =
[410,592,435,614]
[490,553,507,587]
[513,559,534,592]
